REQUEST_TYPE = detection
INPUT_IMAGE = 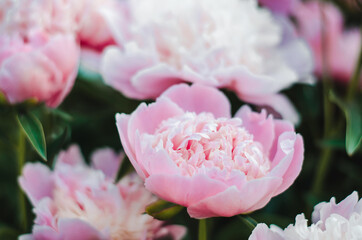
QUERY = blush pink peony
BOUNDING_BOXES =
[116,84,304,219]
[249,191,362,240]
[19,145,186,240]
[101,0,314,123]
[0,31,79,107]
[293,1,362,84]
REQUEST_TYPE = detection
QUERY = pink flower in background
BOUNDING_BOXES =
[0,31,79,107]
[293,1,362,84]
[19,145,186,240]
[101,0,314,124]
[116,84,304,219]
[258,0,299,15]
[249,191,362,239]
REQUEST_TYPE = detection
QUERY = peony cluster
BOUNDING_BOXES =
[249,191,362,240]
[0,0,122,107]
[19,145,186,240]
[101,0,314,123]
[116,83,304,219]
[293,1,362,84]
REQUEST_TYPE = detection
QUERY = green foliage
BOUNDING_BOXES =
[146,199,184,220]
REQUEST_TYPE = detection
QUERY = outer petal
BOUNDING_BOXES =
[91,148,123,181]
[312,191,359,224]
[161,84,231,118]
[267,131,304,196]
[57,218,107,240]
[145,174,229,207]
[18,163,54,206]
[235,105,275,155]
[116,113,147,179]
[100,45,155,99]
[242,94,300,125]
[249,223,284,240]
[187,177,282,218]
[55,145,85,169]
[131,63,186,99]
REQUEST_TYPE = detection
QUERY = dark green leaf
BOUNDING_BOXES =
[330,92,362,156]
[17,112,47,161]
[146,199,184,220]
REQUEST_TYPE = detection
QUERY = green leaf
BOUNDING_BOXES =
[146,199,184,220]
[330,92,362,156]
[17,112,47,161]
[0,226,18,240]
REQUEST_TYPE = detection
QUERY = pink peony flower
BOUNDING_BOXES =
[101,0,314,124]
[116,84,304,219]
[293,1,362,84]
[249,191,362,240]
[0,31,79,107]
[19,145,186,240]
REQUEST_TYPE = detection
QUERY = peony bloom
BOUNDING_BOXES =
[0,31,79,107]
[19,145,186,240]
[249,191,362,240]
[293,1,362,84]
[101,0,313,123]
[116,84,304,219]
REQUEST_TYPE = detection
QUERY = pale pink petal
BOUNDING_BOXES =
[131,64,185,99]
[80,48,102,73]
[55,145,85,169]
[31,225,58,240]
[91,148,123,181]
[18,163,54,206]
[187,177,282,218]
[116,113,147,179]
[145,174,229,207]
[100,45,155,99]
[134,134,181,176]
[235,105,275,154]
[161,84,231,118]
[57,219,106,240]
[249,223,284,240]
[127,97,184,138]
[156,225,187,240]
[312,191,360,224]
[242,94,300,125]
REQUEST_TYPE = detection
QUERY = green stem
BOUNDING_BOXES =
[346,27,362,102]
[312,2,334,197]
[237,215,258,232]
[17,127,27,232]
[312,147,332,194]
[198,219,207,240]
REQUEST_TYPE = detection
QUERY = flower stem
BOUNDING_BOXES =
[346,27,362,102]
[17,126,27,232]
[237,215,257,232]
[198,219,207,240]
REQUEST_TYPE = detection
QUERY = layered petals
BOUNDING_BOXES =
[19,145,186,240]
[117,84,304,218]
[101,0,313,121]
[249,192,362,240]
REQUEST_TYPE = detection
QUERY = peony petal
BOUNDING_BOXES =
[116,113,147,179]
[57,218,106,240]
[145,174,229,207]
[18,163,54,206]
[242,94,300,125]
[249,223,284,240]
[55,145,86,169]
[91,148,123,181]
[235,105,275,155]
[131,64,185,99]
[187,177,282,218]
[100,45,154,99]
[161,84,231,118]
